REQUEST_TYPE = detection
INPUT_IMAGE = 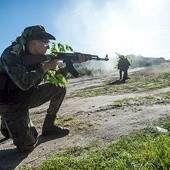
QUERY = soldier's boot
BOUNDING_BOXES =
[42,114,69,136]
[1,118,10,139]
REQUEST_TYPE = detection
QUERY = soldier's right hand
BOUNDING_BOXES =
[41,59,58,73]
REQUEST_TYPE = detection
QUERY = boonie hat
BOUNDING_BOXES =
[23,25,56,41]
[120,55,124,58]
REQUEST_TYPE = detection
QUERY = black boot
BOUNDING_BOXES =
[42,114,69,137]
[1,118,10,139]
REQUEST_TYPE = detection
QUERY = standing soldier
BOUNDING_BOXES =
[117,55,131,81]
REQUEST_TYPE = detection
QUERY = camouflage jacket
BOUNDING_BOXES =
[0,44,45,103]
[118,58,130,70]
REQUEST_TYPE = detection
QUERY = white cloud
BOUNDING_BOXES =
[53,0,170,59]
[129,0,166,17]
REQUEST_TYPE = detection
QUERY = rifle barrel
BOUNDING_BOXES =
[52,52,109,61]
[91,55,109,61]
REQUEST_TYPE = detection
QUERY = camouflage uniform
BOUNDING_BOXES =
[0,26,67,152]
[118,56,130,81]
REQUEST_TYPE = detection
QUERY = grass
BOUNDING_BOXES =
[111,96,153,107]
[66,72,170,98]
[53,115,95,131]
[18,67,170,170]
[109,92,170,109]
[35,73,169,170]
[54,115,74,127]
[157,117,170,131]
[36,71,169,170]
[162,92,170,100]
[36,117,170,170]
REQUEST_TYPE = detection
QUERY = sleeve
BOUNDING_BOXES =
[1,52,45,91]
[126,59,131,66]
[117,60,120,69]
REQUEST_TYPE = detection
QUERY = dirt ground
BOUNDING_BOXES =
[0,64,170,170]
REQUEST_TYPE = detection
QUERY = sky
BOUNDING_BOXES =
[1,0,170,59]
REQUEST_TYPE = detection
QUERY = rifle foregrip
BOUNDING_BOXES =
[65,59,79,78]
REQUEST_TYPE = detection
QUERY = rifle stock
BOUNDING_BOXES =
[22,52,109,78]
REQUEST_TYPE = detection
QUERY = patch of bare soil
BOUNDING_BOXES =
[0,64,170,170]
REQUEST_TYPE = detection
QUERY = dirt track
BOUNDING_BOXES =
[0,65,170,170]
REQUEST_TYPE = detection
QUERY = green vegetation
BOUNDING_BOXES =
[55,115,74,127]
[18,63,170,170]
[36,117,170,170]
[157,117,170,131]
[162,92,170,100]
[54,115,95,130]
[106,91,169,110]
[43,43,73,87]
[111,96,156,108]
[35,65,170,170]
[60,140,101,157]
[66,72,170,98]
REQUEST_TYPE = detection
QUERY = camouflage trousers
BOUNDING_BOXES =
[0,83,66,151]
[119,69,128,80]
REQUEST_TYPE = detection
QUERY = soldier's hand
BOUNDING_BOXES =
[41,59,58,72]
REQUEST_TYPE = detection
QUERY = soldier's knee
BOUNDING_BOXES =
[17,139,38,152]
[11,122,38,152]
[15,128,38,152]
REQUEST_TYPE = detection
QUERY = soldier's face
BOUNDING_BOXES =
[31,39,50,55]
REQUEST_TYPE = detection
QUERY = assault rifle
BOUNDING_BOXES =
[22,52,109,78]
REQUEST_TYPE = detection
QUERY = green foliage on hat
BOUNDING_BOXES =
[20,29,32,45]
[12,29,32,55]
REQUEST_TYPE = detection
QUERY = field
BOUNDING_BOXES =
[0,62,170,170]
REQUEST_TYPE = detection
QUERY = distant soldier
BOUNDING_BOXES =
[117,55,131,81]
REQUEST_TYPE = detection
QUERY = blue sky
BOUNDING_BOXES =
[1,0,170,59]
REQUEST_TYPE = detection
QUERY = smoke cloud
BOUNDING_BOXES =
[53,0,170,60]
